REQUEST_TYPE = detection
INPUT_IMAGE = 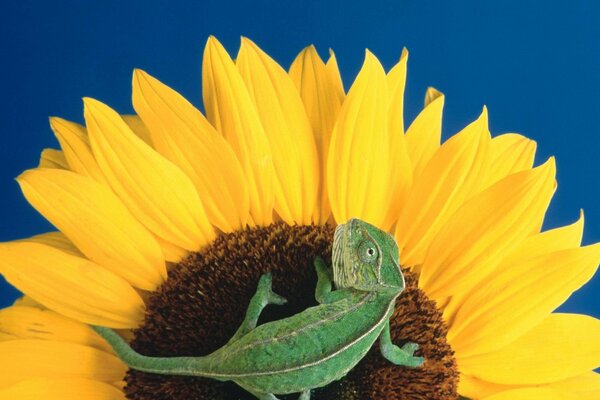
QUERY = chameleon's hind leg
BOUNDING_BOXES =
[379,321,424,368]
[298,389,311,399]
[247,391,279,400]
[228,272,287,344]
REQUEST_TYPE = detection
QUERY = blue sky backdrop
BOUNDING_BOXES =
[0,1,599,317]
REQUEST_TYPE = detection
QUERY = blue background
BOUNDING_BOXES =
[0,1,598,319]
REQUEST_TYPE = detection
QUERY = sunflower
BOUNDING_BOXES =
[0,36,599,400]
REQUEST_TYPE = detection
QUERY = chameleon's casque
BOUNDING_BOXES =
[93,219,423,400]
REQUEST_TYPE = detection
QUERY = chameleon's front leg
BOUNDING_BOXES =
[378,320,424,368]
[227,272,287,344]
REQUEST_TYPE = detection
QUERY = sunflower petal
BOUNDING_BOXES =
[49,117,106,182]
[289,45,343,224]
[459,313,600,385]
[202,36,274,226]
[481,388,574,400]
[385,48,413,228]
[548,372,600,400]
[0,340,126,388]
[419,158,555,298]
[0,378,126,400]
[483,133,536,187]
[404,87,444,177]
[84,97,214,250]
[237,38,318,224]
[38,149,68,169]
[396,109,490,266]
[0,242,144,328]
[17,168,166,290]
[325,49,345,102]
[0,306,112,352]
[327,51,391,227]
[450,243,600,357]
[132,69,249,232]
[24,231,83,257]
[121,115,153,146]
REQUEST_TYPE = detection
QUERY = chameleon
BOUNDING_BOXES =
[92,218,424,399]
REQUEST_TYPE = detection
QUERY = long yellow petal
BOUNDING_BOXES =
[202,36,274,226]
[84,97,214,250]
[132,69,250,232]
[24,231,83,257]
[0,340,126,388]
[18,168,166,290]
[49,117,107,183]
[483,133,536,188]
[0,378,126,400]
[460,313,600,385]
[385,48,413,228]
[419,158,555,298]
[289,45,343,224]
[0,242,144,328]
[449,212,584,337]
[38,149,68,169]
[396,109,490,266]
[450,243,600,357]
[404,87,444,177]
[325,49,345,103]
[237,38,318,224]
[548,372,600,400]
[481,388,574,400]
[327,51,390,227]
[121,115,153,146]
[0,306,112,352]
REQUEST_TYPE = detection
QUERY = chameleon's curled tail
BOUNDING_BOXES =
[92,326,215,378]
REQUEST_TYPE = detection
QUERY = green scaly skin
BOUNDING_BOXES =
[92,218,424,400]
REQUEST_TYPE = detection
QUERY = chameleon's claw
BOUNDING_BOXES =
[258,273,287,306]
[401,342,419,356]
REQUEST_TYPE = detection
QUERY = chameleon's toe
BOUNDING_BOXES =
[405,355,425,368]
[258,273,287,305]
[401,342,419,356]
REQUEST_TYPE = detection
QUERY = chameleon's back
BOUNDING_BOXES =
[200,287,398,395]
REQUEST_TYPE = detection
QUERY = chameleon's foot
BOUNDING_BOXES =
[298,389,311,399]
[257,272,287,306]
[401,342,419,357]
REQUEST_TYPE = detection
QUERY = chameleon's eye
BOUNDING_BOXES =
[358,241,379,263]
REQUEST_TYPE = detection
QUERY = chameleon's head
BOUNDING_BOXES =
[332,218,405,292]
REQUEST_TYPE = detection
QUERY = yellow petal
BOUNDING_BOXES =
[289,45,343,224]
[202,36,274,226]
[0,333,16,341]
[24,231,83,257]
[460,313,600,385]
[385,48,413,228]
[396,109,490,266]
[548,372,600,400]
[481,388,574,400]
[132,69,250,232]
[0,378,126,400]
[0,306,112,352]
[38,149,68,169]
[0,241,144,328]
[0,340,126,388]
[121,114,153,146]
[237,38,318,224]
[84,97,215,250]
[325,49,345,102]
[483,133,536,188]
[18,168,166,290]
[450,243,600,357]
[419,158,555,299]
[327,51,390,227]
[49,117,106,183]
[404,87,444,177]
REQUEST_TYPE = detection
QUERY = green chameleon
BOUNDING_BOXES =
[92,218,424,399]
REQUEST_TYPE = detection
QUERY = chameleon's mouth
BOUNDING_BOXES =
[125,223,458,400]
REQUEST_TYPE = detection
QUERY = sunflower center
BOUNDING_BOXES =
[125,223,458,400]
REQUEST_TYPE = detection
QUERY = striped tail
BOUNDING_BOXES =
[92,326,217,378]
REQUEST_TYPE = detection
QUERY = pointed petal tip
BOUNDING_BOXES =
[401,47,409,59]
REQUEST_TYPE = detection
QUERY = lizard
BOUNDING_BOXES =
[92,218,424,400]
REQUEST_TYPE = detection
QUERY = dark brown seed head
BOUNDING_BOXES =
[126,223,458,400]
